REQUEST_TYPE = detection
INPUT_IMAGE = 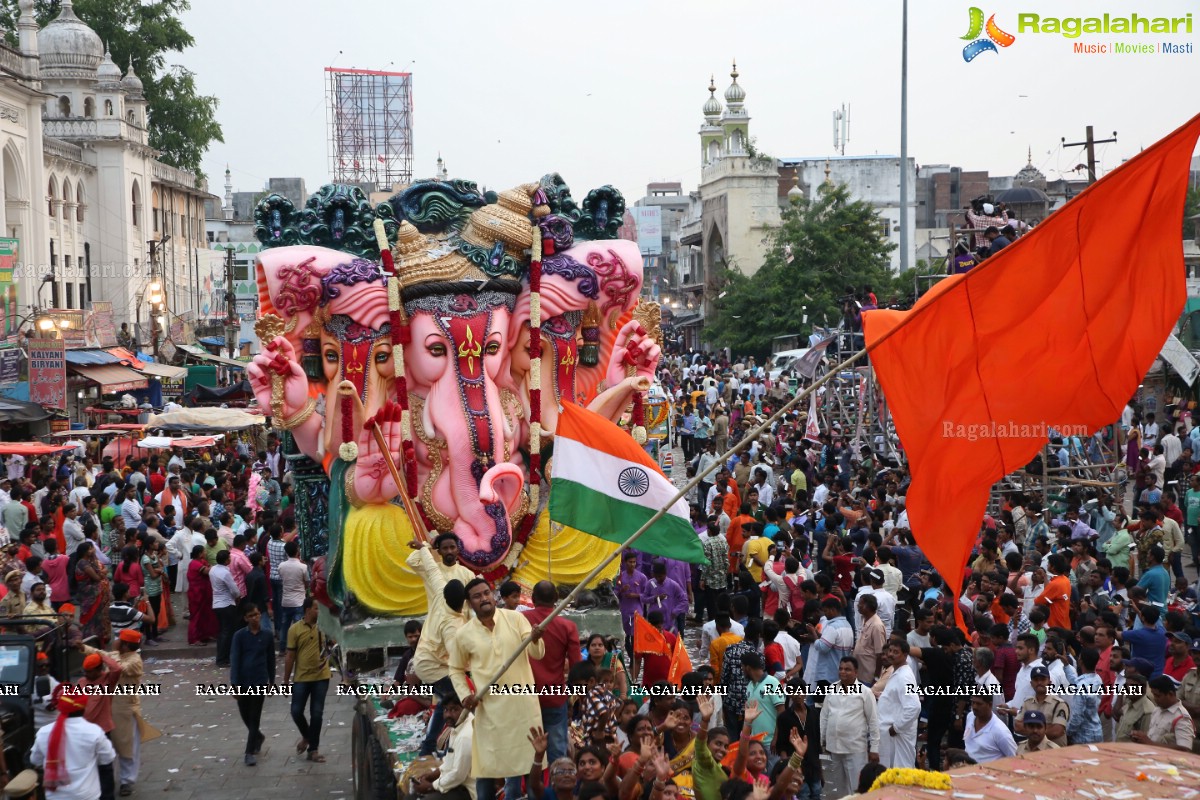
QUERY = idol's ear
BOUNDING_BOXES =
[254,245,339,350]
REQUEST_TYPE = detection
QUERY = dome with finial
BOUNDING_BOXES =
[703,75,722,120]
[787,172,803,199]
[723,60,745,106]
[121,61,144,95]
[1014,146,1046,188]
[38,0,104,81]
[96,46,122,87]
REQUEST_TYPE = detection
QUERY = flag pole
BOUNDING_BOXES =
[472,340,876,702]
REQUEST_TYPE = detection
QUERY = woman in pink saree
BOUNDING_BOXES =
[186,545,218,645]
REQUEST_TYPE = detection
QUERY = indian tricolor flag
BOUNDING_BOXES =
[550,402,707,565]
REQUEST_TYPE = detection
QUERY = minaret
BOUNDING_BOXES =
[223,166,233,221]
[17,0,38,74]
[699,76,724,167]
[720,60,749,156]
[436,153,448,181]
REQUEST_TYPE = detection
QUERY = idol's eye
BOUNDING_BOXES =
[428,343,447,357]
[485,341,501,356]
[324,348,339,363]
[375,349,391,364]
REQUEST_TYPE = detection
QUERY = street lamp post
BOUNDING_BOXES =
[147,235,170,359]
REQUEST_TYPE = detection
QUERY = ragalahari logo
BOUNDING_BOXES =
[962,7,1016,61]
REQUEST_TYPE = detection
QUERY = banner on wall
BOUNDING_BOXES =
[0,345,20,385]
[0,238,17,340]
[86,301,118,348]
[635,207,663,255]
[43,308,87,347]
[28,338,66,409]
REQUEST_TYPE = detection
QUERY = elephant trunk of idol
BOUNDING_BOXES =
[424,359,522,570]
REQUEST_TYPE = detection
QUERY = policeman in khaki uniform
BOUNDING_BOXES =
[1016,666,1070,747]
[2,770,38,799]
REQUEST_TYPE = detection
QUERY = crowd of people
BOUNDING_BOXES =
[385,353,1200,800]
[0,432,325,797]
[4,351,1200,800]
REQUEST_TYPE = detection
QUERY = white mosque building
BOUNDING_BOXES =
[0,0,216,343]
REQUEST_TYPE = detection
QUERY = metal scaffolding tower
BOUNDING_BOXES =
[325,67,413,188]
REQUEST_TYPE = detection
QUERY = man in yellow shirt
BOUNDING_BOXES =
[284,598,332,763]
[742,524,772,582]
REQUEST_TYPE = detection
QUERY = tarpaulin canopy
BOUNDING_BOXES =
[137,435,224,450]
[97,423,144,431]
[0,398,53,424]
[137,362,188,380]
[63,349,120,367]
[182,380,254,406]
[49,429,127,437]
[0,442,76,456]
[69,364,148,393]
[178,344,246,370]
[104,347,145,368]
[145,407,264,432]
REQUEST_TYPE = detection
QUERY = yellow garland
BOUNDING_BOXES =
[530,293,541,328]
[530,224,541,262]
[529,419,542,511]
[373,218,389,255]
[503,541,526,570]
[401,409,412,442]
[529,356,541,392]
[867,769,951,793]
[339,441,359,462]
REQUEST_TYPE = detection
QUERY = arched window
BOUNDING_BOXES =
[126,109,135,124]
[47,177,57,218]
[104,99,113,116]
[83,97,94,118]
[57,96,70,117]
[708,141,720,163]
[76,184,84,222]
[132,181,141,228]
[61,179,72,221]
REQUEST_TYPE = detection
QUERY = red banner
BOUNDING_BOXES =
[28,338,66,410]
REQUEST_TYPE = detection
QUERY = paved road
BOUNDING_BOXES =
[135,656,357,800]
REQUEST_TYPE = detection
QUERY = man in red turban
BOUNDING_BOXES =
[29,686,115,799]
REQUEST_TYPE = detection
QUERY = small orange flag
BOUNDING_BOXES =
[632,613,670,657]
[667,637,693,686]
[863,113,1200,628]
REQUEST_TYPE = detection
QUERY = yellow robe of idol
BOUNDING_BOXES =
[340,502,620,615]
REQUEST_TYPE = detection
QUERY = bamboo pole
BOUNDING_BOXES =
[469,342,872,702]
[338,383,431,544]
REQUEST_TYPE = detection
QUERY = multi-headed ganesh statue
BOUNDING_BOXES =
[246,176,662,615]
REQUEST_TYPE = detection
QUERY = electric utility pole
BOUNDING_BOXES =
[224,247,239,359]
[1062,126,1118,185]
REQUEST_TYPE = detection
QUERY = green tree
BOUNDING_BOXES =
[705,183,896,360]
[1185,186,1200,241]
[1,0,223,179]
[888,258,947,307]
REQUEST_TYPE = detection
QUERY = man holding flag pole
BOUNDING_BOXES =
[461,111,1200,712]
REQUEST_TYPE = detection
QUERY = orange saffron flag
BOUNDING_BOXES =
[863,113,1200,626]
[667,637,693,686]
[632,613,670,657]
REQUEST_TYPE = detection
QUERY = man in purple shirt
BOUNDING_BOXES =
[614,551,648,647]
[642,561,689,633]
[637,553,692,613]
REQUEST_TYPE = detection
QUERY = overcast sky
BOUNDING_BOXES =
[176,0,1199,203]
